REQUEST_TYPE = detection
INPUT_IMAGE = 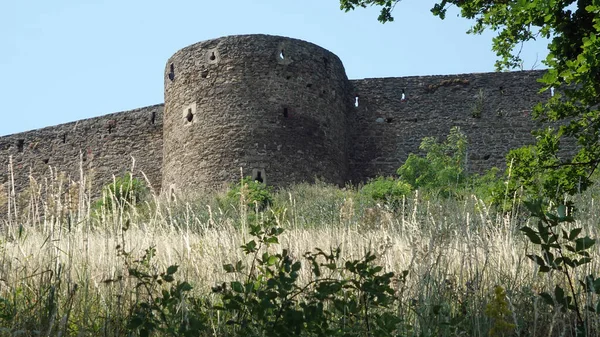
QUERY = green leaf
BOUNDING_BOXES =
[569,228,583,240]
[557,204,567,218]
[575,236,596,251]
[231,281,244,293]
[242,240,257,253]
[577,251,590,257]
[527,254,546,267]
[311,260,321,277]
[562,256,575,268]
[166,265,179,275]
[236,260,244,272]
[574,257,592,266]
[594,277,600,294]
[543,251,555,265]
[266,255,278,266]
[555,286,566,304]
[540,292,554,306]
[223,264,235,273]
[177,282,193,293]
[245,282,254,294]
[521,227,542,244]
[129,316,144,329]
[265,236,279,244]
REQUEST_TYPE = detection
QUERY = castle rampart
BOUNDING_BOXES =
[0,105,164,200]
[349,70,546,182]
[0,34,550,201]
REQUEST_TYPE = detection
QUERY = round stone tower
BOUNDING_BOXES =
[162,34,352,194]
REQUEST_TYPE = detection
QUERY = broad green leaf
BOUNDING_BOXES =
[555,286,565,304]
[521,227,542,244]
[569,228,583,240]
[527,254,545,266]
[223,264,235,273]
[562,256,575,268]
[177,282,193,292]
[540,292,554,306]
[231,281,244,293]
[575,257,592,266]
[236,260,244,272]
[324,263,337,270]
[166,265,179,275]
[265,236,279,244]
[267,255,278,266]
[575,236,596,251]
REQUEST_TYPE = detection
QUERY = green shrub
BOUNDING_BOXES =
[521,200,600,336]
[93,174,148,212]
[110,245,209,337]
[485,286,517,337]
[397,126,468,198]
[119,211,407,337]
[469,167,510,207]
[223,176,274,212]
[360,176,412,209]
[213,213,405,336]
[503,140,592,206]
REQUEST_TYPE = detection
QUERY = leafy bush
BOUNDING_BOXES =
[108,244,209,337]
[118,210,407,337]
[469,167,513,208]
[222,176,274,212]
[520,200,600,336]
[485,286,517,337]
[503,137,591,205]
[93,174,148,212]
[360,176,412,209]
[397,126,468,198]
[213,213,406,337]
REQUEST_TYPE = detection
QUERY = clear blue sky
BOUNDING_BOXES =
[0,0,549,136]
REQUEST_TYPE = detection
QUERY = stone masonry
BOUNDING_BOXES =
[0,34,550,199]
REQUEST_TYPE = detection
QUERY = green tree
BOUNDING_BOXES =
[397,126,468,197]
[341,3,600,335]
[339,0,600,202]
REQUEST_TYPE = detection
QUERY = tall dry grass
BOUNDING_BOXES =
[1,161,600,336]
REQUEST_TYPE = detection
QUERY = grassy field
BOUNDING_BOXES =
[1,171,600,336]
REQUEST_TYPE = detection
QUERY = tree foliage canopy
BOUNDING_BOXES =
[340,0,600,201]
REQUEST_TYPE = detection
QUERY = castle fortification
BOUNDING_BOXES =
[0,34,548,197]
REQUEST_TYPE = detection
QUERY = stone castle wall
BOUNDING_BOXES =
[0,34,552,201]
[349,70,547,183]
[0,105,164,201]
